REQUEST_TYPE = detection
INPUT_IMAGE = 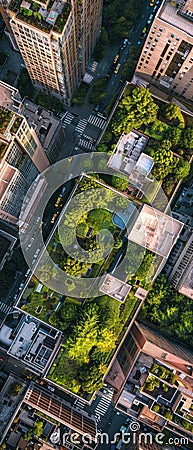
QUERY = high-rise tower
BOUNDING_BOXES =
[135,0,193,100]
[5,0,103,104]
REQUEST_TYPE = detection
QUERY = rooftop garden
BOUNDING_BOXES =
[47,292,140,398]
[10,116,22,134]
[54,2,71,33]
[151,362,177,385]
[17,5,52,33]
[98,86,193,198]
[175,399,193,425]
[15,0,71,33]
[143,375,176,401]
[18,175,146,397]
[0,107,13,134]
[139,274,193,349]
[169,410,193,433]
[152,402,173,421]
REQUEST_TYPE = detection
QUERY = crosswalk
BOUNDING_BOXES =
[88,115,106,129]
[94,392,113,418]
[62,112,74,128]
[75,118,87,135]
[0,301,13,315]
[90,61,98,73]
[78,138,94,150]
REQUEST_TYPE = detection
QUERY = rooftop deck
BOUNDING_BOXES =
[128,204,183,258]
[158,0,193,36]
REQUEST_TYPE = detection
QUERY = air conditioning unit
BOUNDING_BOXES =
[133,399,139,405]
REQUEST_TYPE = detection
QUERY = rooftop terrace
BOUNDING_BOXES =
[107,131,149,177]
[10,0,71,33]
[128,204,184,258]
[99,274,132,303]
[158,0,193,36]
[0,313,61,374]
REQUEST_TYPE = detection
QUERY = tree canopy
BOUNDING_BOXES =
[112,87,159,135]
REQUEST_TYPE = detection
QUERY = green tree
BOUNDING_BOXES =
[167,127,182,146]
[164,102,182,121]
[89,78,107,105]
[111,175,129,191]
[94,27,110,60]
[96,328,116,352]
[112,87,158,135]
[181,127,193,149]
[65,304,99,364]
[34,420,43,437]
[172,159,190,182]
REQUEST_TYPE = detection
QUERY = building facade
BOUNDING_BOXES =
[168,233,193,299]
[5,0,103,104]
[135,0,193,100]
[0,82,50,224]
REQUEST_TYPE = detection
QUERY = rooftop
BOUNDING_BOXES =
[0,313,61,374]
[0,81,22,112]
[10,0,72,33]
[99,274,132,303]
[107,130,149,177]
[23,100,62,152]
[158,0,193,36]
[24,383,97,439]
[128,204,184,258]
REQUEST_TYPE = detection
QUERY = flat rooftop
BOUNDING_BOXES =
[158,0,193,36]
[0,81,22,112]
[99,274,132,302]
[107,131,149,176]
[128,204,183,257]
[0,314,61,373]
[23,100,61,151]
[24,383,97,440]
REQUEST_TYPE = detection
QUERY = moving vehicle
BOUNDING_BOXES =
[55,196,61,207]
[113,54,119,64]
[51,213,58,224]
[114,63,121,74]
